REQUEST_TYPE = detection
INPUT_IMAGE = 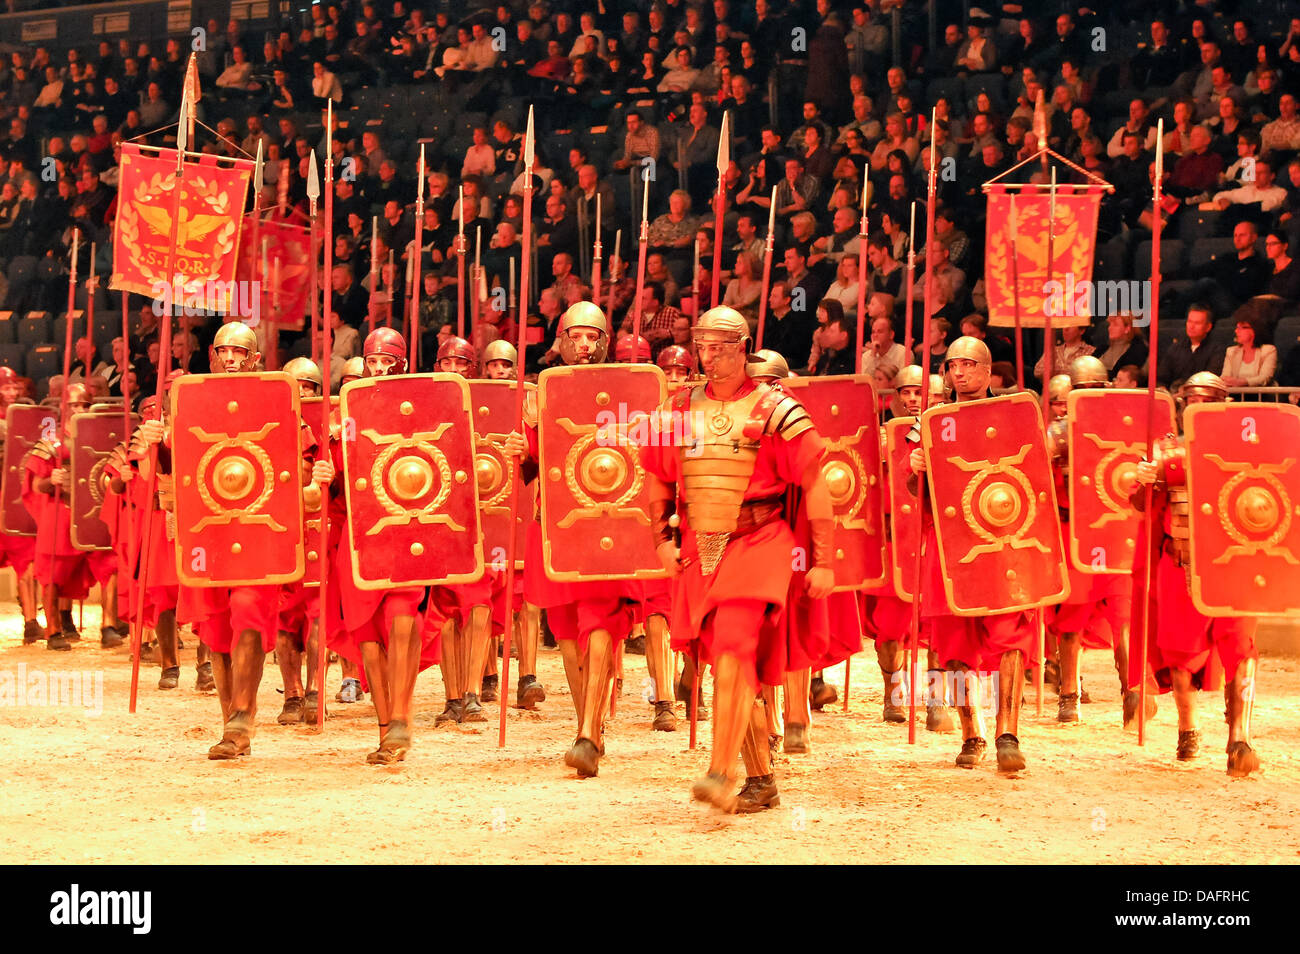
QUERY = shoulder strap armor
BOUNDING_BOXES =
[743,384,814,441]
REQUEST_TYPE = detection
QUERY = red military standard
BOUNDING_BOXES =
[641,306,836,814]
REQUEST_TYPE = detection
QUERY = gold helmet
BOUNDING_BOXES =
[747,349,789,381]
[894,365,925,390]
[557,301,609,364]
[482,339,517,367]
[213,321,258,353]
[695,306,750,346]
[341,356,365,383]
[928,374,946,400]
[1068,355,1108,388]
[943,335,992,368]
[282,356,324,389]
[65,382,91,408]
[1048,373,1072,403]
[1180,371,1229,401]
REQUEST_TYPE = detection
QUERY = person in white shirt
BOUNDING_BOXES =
[1221,316,1277,386]
[1213,158,1287,212]
[860,312,909,375]
[1105,98,1158,158]
[823,256,861,319]
[310,61,342,102]
[461,126,496,178]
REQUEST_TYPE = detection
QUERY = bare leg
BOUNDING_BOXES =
[156,610,179,670]
[558,638,585,725]
[212,651,233,724]
[101,575,119,628]
[1057,631,1081,722]
[995,650,1026,771]
[519,602,540,677]
[782,667,812,752]
[361,641,391,742]
[464,605,493,695]
[1225,657,1259,775]
[876,639,905,721]
[953,663,987,767]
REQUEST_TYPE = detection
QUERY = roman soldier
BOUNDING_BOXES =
[908,336,1038,772]
[656,345,696,384]
[476,339,548,711]
[503,301,641,777]
[430,334,496,722]
[140,322,333,759]
[1047,356,1148,725]
[117,384,213,691]
[641,306,836,813]
[327,326,442,763]
[274,356,328,725]
[1132,371,1260,776]
[868,365,954,731]
[22,382,121,650]
[1,365,42,643]
[332,354,367,705]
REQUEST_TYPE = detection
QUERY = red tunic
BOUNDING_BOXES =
[638,379,827,689]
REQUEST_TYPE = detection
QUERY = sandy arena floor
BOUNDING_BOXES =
[0,601,1296,865]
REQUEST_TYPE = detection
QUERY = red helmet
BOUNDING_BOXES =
[363,327,408,374]
[436,335,478,375]
[656,345,694,374]
[614,332,652,363]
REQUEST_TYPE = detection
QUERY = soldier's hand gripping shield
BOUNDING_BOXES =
[781,374,886,590]
[341,373,483,589]
[538,363,668,581]
[921,392,1068,614]
[171,372,306,586]
[1185,402,1300,616]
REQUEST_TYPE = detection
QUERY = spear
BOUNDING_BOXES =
[755,185,777,349]
[606,229,620,318]
[307,149,320,364]
[247,139,264,365]
[631,161,651,343]
[903,200,917,359]
[408,143,425,371]
[314,128,336,728]
[456,185,467,337]
[853,186,868,372]
[692,232,702,321]
[57,228,78,418]
[369,214,380,334]
[906,106,939,744]
[1009,192,1024,391]
[83,244,97,382]
[120,289,136,671]
[1136,119,1165,748]
[129,90,191,713]
[591,191,603,304]
[711,111,729,308]
[498,106,535,747]
[1035,167,1059,719]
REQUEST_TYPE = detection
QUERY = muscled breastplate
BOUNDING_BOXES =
[675,382,814,574]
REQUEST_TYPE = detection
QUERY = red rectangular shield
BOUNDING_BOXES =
[171,372,305,586]
[1185,403,1300,616]
[921,392,1068,614]
[69,410,137,551]
[341,374,482,589]
[885,417,920,601]
[2,404,56,536]
[538,364,668,581]
[1067,388,1175,574]
[469,380,532,571]
[781,375,886,590]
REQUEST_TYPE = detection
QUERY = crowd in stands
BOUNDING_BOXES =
[1,0,1300,405]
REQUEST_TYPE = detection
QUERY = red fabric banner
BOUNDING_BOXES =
[109,144,254,305]
[983,185,1102,327]
[235,217,313,332]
